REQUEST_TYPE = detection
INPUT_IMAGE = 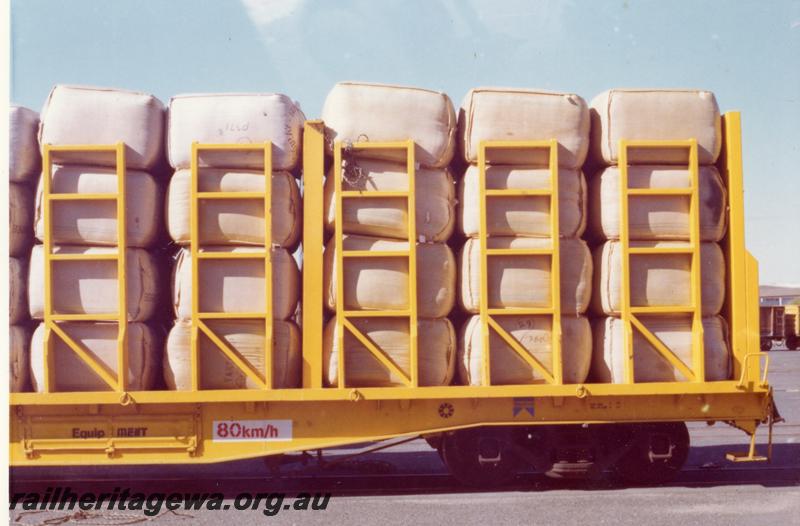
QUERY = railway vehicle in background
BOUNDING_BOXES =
[760,304,799,351]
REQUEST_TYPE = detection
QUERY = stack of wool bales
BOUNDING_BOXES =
[8,106,40,392]
[455,88,594,385]
[587,88,731,382]
[162,93,305,390]
[320,81,458,387]
[27,85,166,392]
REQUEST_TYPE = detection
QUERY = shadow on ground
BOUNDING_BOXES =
[10,443,800,497]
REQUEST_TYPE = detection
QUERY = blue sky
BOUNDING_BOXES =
[10,0,800,285]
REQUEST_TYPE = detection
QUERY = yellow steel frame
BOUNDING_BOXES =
[40,143,129,393]
[9,113,774,466]
[189,142,274,390]
[618,139,705,382]
[477,140,562,385]
[333,139,419,387]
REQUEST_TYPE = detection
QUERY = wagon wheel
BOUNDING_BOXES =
[441,427,519,487]
[613,422,690,485]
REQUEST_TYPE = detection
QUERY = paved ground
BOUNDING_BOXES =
[10,349,800,525]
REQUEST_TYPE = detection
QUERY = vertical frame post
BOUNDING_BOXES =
[263,142,274,389]
[406,140,419,388]
[477,144,492,387]
[115,142,128,391]
[189,142,200,391]
[301,121,326,388]
[618,140,635,384]
[548,139,563,385]
[333,142,346,388]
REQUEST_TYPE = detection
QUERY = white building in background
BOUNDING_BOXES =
[760,286,800,307]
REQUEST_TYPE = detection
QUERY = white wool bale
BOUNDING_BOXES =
[591,316,731,382]
[10,325,31,392]
[29,322,160,391]
[321,82,456,168]
[459,237,592,315]
[10,257,28,325]
[164,319,301,390]
[591,241,725,317]
[34,165,160,247]
[458,315,591,386]
[323,236,456,319]
[459,165,586,239]
[172,247,299,322]
[39,85,165,170]
[322,316,455,387]
[588,165,727,242]
[590,89,721,165]
[167,93,305,171]
[323,159,455,242]
[9,105,41,182]
[459,87,590,169]
[10,182,34,257]
[167,169,300,247]
[29,245,160,322]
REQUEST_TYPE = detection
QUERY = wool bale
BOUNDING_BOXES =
[10,325,31,392]
[172,247,299,321]
[167,93,305,171]
[164,319,301,390]
[458,315,591,385]
[167,168,301,247]
[321,82,456,168]
[591,240,725,317]
[29,322,160,391]
[29,245,160,322]
[459,165,586,238]
[10,182,34,257]
[323,159,455,242]
[459,237,592,315]
[9,105,40,182]
[34,165,160,247]
[322,316,455,387]
[588,165,727,242]
[323,236,455,319]
[590,315,731,382]
[590,89,721,165]
[459,87,590,169]
[10,257,28,325]
[39,85,165,170]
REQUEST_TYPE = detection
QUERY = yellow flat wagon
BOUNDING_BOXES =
[9,112,778,486]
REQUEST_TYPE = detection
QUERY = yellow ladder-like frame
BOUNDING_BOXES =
[41,143,129,392]
[618,139,705,383]
[477,140,563,386]
[333,140,419,388]
[189,143,274,390]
